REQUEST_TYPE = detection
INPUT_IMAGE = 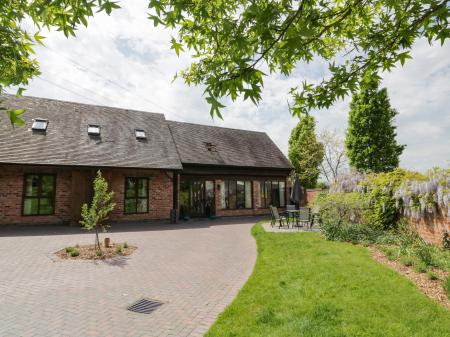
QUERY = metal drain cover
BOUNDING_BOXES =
[127,298,163,314]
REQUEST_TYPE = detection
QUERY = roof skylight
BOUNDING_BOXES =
[32,118,48,131]
[135,129,146,139]
[87,124,100,136]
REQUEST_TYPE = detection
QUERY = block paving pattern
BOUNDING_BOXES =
[0,218,258,337]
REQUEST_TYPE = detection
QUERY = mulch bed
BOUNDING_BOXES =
[369,246,450,309]
[55,243,137,260]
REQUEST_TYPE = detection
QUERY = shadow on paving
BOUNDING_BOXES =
[0,215,268,237]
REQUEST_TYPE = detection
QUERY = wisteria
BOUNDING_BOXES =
[330,171,367,193]
[394,169,450,219]
[332,168,450,220]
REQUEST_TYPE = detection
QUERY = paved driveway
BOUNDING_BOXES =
[0,217,259,337]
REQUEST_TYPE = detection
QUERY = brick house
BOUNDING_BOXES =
[0,95,292,225]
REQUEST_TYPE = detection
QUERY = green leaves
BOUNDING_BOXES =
[345,73,405,173]
[170,36,184,56]
[205,94,225,119]
[288,113,324,188]
[100,1,121,15]
[147,0,450,118]
[7,109,26,127]
[1,0,121,126]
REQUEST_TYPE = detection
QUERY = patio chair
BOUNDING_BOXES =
[286,204,298,225]
[293,207,311,229]
[270,206,289,228]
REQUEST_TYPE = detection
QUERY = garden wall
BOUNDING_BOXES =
[409,212,449,247]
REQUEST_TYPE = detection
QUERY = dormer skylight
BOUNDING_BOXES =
[135,129,146,139]
[32,118,48,131]
[87,124,100,136]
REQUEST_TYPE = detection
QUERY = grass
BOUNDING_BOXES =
[206,222,450,337]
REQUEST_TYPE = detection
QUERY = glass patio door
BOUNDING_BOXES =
[180,178,215,218]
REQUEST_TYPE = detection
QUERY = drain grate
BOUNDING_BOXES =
[127,298,163,314]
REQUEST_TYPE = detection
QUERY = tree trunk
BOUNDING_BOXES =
[95,226,101,252]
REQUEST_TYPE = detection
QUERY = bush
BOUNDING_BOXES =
[427,271,438,281]
[312,192,370,226]
[115,244,123,254]
[65,246,74,253]
[444,277,450,299]
[363,169,425,230]
[413,261,428,273]
[414,244,434,266]
[399,256,413,267]
[70,249,80,257]
[123,242,128,249]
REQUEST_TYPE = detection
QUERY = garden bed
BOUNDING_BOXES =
[55,243,136,260]
[369,245,450,308]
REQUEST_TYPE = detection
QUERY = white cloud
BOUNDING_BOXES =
[12,0,450,172]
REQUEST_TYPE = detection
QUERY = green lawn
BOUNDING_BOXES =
[206,223,450,337]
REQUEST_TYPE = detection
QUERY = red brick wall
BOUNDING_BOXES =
[303,188,326,206]
[0,165,72,225]
[0,165,174,226]
[409,212,449,247]
[109,169,173,221]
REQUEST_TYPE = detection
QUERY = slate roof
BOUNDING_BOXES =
[167,121,292,170]
[0,95,292,171]
[0,95,182,169]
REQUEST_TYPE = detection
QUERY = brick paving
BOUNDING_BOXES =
[0,217,259,337]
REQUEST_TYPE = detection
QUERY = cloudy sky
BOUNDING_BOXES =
[11,1,450,172]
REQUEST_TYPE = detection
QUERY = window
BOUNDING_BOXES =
[124,177,148,214]
[31,118,48,131]
[260,180,286,208]
[22,174,55,215]
[87,124,100,135]
[135,129,146,139]
[220,180,252,209]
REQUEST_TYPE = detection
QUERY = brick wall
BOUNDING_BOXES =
[409,212,450,247]
[109,169,173,222]
[0,165,72,225]
[0,165,174,226]
[303,188,326,206]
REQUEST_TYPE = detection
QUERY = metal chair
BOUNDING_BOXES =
[286,204,297,225]
[294,207,311,229]
[270,206,289,228]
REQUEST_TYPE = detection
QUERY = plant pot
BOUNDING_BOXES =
[104,237,111,248]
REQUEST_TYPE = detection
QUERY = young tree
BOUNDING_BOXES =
[318,129,348,184]
[79,171,116,252]
[288,113,324,188]
[345,74,405,173]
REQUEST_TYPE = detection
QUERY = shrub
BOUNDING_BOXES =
[312,192,370,226]
[444,277,450,299]
[96,250,103,257]
[363,169,425,230]
[70,249,80,257]
[385,248,398,261]
[427,271,438,281]
[123,242,128,249]
[414,244,434,266]
[413,261,428,273]
[115,244,123,254]
[65,246,74,253]
[399,256,413,267]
